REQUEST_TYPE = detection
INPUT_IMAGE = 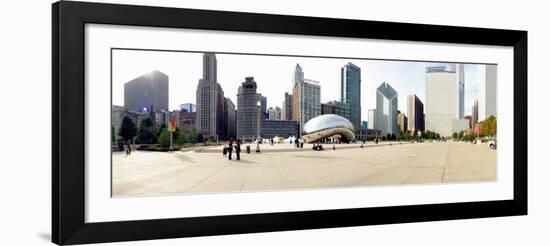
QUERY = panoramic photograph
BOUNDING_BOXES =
[111,49,497,197]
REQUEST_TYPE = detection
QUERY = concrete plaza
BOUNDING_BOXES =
[112,141,496,197]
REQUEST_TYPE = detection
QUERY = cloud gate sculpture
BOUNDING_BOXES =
[302,114,355,143]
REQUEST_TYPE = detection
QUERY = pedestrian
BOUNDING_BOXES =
[227,139,233,160]
[125,139,132,155]
[299,137,304,148]
[295,138,299,148]
[235,139,241,160]
[223,141,228,156]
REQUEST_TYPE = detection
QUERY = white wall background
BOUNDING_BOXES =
[0,0,546,245]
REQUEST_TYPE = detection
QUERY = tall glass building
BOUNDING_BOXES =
[341,62,361,127]
[448,63,465,119]
[375,82,398,136]
[124,70,169,113]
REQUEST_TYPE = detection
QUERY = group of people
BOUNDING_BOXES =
[312,143,324,151]
[222,139,242,161]
[293,137,305,148]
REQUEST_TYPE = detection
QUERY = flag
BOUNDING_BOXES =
[169,115,176,132]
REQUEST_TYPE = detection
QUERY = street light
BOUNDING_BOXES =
[256,100,261,153]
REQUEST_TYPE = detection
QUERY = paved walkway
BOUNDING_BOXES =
[112,142,496,197]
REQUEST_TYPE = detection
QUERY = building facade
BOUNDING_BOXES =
[321,101,351,120]
[472,99,479,126]
[376,82,399,136]
[124,70,169,113]
[355,127,382,141]
[267,107,278,120]
[425,66,457,137]
[196,53,225,139]
[282,92,292,120]
[261,119,299,138]
[448,63,465,119]
[407,94,425,134]
[478,64,497,121]
[180,103,196,113]
[290,64,321,134]
[261,96,268,120]
[224,98,237,139]
[237,77,263,141]
[341,62,362,127]
[397,112,408,134]
[367,109,376,130]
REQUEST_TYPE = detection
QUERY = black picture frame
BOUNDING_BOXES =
[52,1,527,245]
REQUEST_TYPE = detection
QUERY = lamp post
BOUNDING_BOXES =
[256,100,261,153]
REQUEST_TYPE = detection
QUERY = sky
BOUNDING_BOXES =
[112,49,483,121]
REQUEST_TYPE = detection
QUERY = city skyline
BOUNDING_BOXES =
[112,49,485,121]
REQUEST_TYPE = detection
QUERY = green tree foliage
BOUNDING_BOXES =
[452,132,458,139]
[196,132,204,143]
[176,126,188,145]
[118,115,137,142]
[188,128,198,144]
[137,117,156,144]
[159,127,171,148]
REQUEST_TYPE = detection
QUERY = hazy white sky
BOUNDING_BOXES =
[112,49,482,121]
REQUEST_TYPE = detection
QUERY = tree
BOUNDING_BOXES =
[458,131,464,139]
[196,133,204,143]
[176,126,188,145]
[118,115,137,142]
[481,115,497,138]
[159,127,171,148]
[137,117,156,144]
[452,132,458,139]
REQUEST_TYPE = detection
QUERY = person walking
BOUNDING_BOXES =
[295,138,299,148]
[125,139,132,156]
[235,139,241,160]
[299,137,304,148]
[223,141,228,156]
[227,139,233,160]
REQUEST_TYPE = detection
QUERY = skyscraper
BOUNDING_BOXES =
[478,64,497,121]
[321,101,351,120]
[268,107,279,120]
[124,70,169,113]
[223,97,237,139]
[448,63,465,119]
[261,96,268,119]
[196,53,225,139]
[397,112,408,134]
[376,82,398,136]
[341,62,361,127]
[291,64,321,134]
[407,94,425,134]
[237,77,263,140]
[367,109,376,130]
[282,92,292,120]
[425,66,457,137]
[472,99,479,126]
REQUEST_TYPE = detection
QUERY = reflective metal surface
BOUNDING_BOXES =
[302,114,355,143]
